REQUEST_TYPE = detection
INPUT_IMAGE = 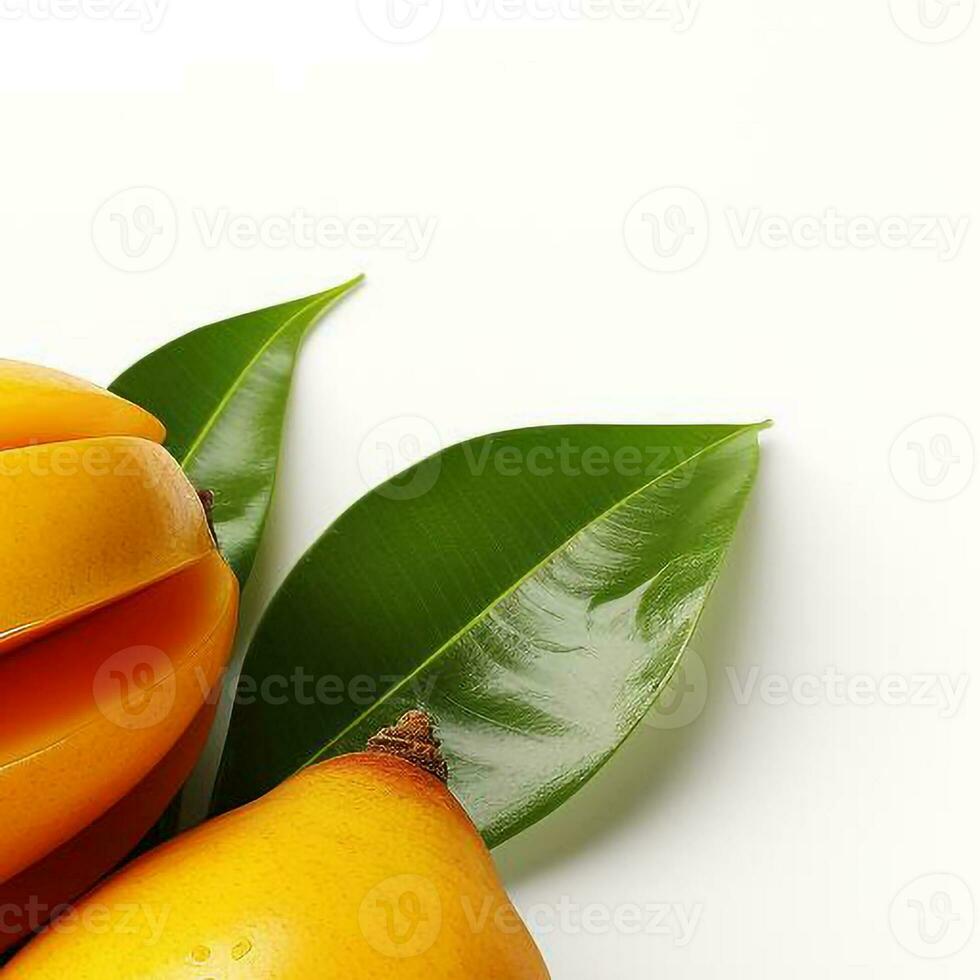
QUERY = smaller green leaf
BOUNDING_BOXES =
[110,276,363,585]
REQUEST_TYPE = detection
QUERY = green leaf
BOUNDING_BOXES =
[213,422,767,845]
[110,277,363,584]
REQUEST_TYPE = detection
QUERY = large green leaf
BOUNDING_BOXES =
[213,423,767,844]
[110,276,363,584]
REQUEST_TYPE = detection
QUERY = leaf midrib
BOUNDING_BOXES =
[304,421,768,768]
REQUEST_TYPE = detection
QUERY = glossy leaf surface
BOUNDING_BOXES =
[110,277,363,584]
[214,423,766,845]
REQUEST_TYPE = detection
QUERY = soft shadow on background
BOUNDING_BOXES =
[494,479,772,886]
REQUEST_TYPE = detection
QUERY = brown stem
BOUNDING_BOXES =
[366,710,448,784]
[197,490,218,546]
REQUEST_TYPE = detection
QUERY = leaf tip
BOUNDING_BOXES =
[335,272,366,293]
[307,273,365,315]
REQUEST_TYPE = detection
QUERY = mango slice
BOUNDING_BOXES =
[0,706,217,954]
[0,437,214,654]
[0,359,165,450]
[0,552,238,882]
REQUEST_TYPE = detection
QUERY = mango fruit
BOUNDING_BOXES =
[0,359,164,450]
[0,361,239,938]
[0,706,216,954]
[6,712,551,978]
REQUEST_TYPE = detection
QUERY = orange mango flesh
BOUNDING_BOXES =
[0,552,238,883]
[0,359,165,451]
[0,437,214,655]
[0,705,218,955]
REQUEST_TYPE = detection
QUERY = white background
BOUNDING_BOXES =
[1,1,978,976]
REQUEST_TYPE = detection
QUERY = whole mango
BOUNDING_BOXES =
[6,712,551,978]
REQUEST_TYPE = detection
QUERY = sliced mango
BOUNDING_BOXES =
[0,359,165,450]
[0,552,238,882]
[0,437,214,654]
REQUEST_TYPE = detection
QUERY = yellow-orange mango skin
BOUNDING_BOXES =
[7,755,551,979]
[0,359,165,450]
[0,437,214,653]
[0,552,238,882]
